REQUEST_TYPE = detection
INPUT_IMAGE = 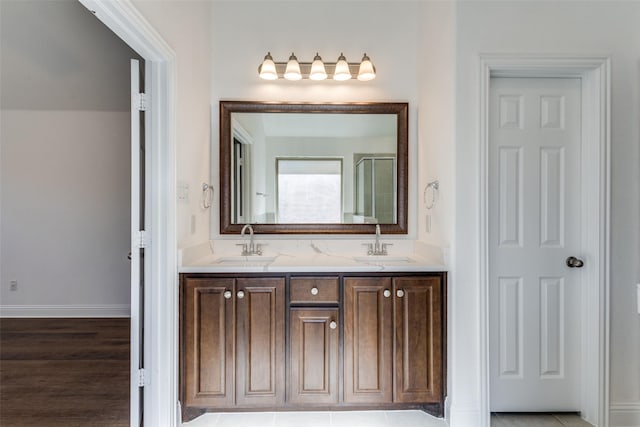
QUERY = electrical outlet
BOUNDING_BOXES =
[9,280,18,291]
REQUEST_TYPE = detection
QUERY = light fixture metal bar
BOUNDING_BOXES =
[271,62,360,80]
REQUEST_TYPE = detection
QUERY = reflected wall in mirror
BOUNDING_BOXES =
[220,101,408,234]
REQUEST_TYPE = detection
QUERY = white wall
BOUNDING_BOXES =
[210,0,421,238]
[131,0,213,249]
[1,111,131,315]
[453,2,640,426]
[0,0,137,316]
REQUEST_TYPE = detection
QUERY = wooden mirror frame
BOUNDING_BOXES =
[219,101,408,234]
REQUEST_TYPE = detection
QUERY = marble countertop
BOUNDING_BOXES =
[179,239,447,273]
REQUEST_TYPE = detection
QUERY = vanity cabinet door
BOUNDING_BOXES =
[289,308,339,405]
[343,277,393,404]
[235,277,286,407]
[183,277,235,408]
[393,276,442,403]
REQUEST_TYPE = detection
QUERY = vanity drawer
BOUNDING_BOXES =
[290,277,339,304]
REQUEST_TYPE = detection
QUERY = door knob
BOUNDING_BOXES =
[329,321,337,330]
[396,289,405,298]
[237,290,245,299]
[223,290,232,299]
[566,256,584,268]
[310,287,319,295]
[383,289,391,298]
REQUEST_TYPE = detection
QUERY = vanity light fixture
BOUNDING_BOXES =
[333,53,351,81]
[258,52,278,80]
[357,53,376,81]
[284,53,302,81]
[309,53,328,80]
[258,52,376,81]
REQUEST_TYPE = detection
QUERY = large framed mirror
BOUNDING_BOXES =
[219,101,408,234]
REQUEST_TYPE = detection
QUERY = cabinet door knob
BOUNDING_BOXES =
[396,289,405,298]
[237,290,245,299]
[329,321,337,330]
[223,290,232,299]
[383,289,391,298]
[310,287,319,296]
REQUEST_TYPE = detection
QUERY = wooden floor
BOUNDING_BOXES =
[0,318,130,426]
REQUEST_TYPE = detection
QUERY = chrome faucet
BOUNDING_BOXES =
[239,224,262,256]
[365,224,391,256]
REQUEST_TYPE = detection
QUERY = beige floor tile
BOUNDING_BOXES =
[215,412,276,427]
[492,413,563,427]
[181,413,219,426]
[552,413,594,426]
[330,410,389,427]
[386,410,447,427]
[274,411,331,427]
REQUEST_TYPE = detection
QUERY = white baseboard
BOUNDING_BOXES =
[449,403,482,427]
[0,304,130,318]
[610,402,640,427]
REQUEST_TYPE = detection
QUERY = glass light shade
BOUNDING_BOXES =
[258,52,278,80]
[357,53,376,81]
[284,53,302,81]
[333,53,351,81]
[309,53,328,81]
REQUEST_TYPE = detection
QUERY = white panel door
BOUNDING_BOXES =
[489,77,583,411]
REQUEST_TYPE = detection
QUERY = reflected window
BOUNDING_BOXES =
[277,158,342,223]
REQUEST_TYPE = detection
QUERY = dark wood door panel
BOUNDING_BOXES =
[289,308,339,405]
[393,276,442,403]
[343,277,393,404]
[235,277,285,406]
[183,277,235,408]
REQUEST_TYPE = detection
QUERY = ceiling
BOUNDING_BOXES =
[0,0,141,111]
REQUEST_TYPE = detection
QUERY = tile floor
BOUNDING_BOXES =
[183,411,595,427]
[182,410,447,427]
[492,413,594,427]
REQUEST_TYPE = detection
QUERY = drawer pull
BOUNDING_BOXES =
[383,289,391,298]
[223,290,232,299]
[396,289,405,298]
[237,290,245,299]
[310,287,319,296]
[329,321,337,330]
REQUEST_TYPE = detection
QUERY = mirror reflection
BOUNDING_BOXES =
[231,112,397,225]
[219,102,408,234]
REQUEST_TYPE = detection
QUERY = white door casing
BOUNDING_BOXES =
[477,55,610,427]
[489,77,582,411]
[79,1,178,426]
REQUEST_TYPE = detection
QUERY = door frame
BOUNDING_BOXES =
[478,55,611,427]
[78,1,178,426]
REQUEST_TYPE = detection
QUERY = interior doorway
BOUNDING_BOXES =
[478,55,611,427]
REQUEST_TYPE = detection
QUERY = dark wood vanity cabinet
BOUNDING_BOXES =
[181,272,446,421]
[343,276,443,405]
[182,276,285,415]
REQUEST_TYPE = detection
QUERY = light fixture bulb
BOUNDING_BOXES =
[333,53,352,81]
[309,52,328,81]
[357,53,376,81]
[258,52,278,80]
[284,52,302,81]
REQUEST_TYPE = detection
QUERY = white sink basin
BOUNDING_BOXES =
[353,255,413,263]
[215,255,276,264]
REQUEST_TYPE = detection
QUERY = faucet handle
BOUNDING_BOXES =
[362,243,374,255]
[255,243,264,255]
[381,243,393,255]
[236,243,248,256]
